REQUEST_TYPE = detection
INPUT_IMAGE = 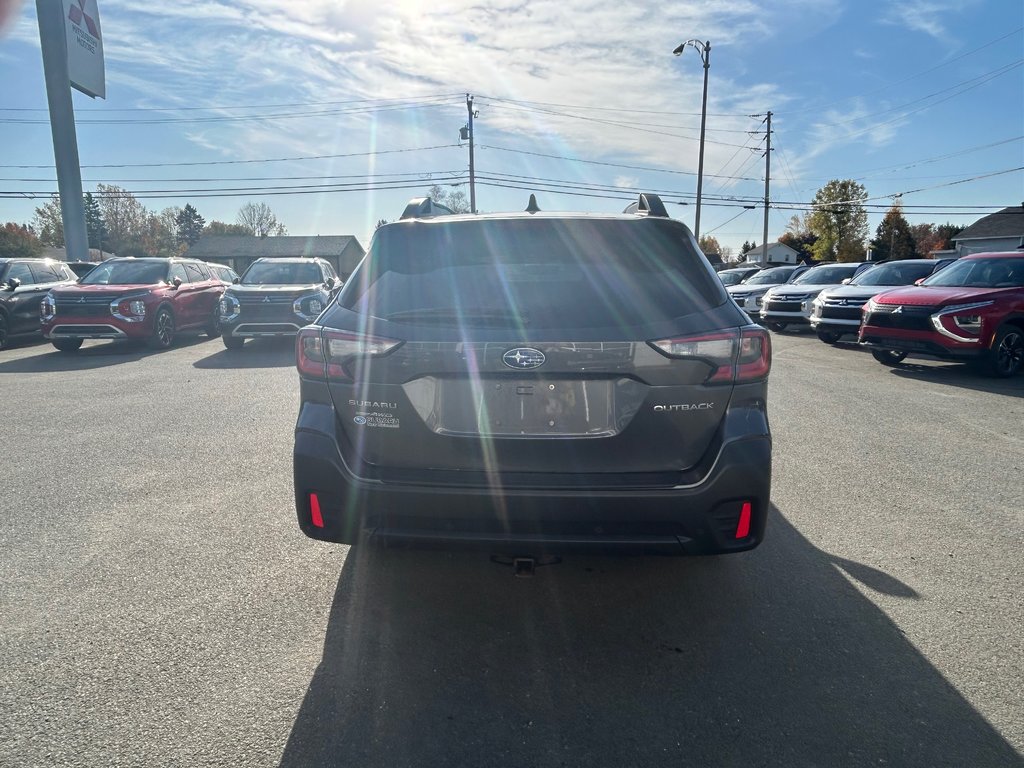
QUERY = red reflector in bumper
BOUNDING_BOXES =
[735,501,752,539]
[309,492,324,528]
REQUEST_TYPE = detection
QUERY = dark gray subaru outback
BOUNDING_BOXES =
[293,194,771,556]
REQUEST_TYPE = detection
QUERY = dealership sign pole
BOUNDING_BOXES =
[36,0,106,262]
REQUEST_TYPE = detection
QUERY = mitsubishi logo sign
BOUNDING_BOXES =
[62,0,105,99]
[68,0,99,38]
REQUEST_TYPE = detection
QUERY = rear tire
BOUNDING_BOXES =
[0,314,8,350]
[222,333,245,350]
[871,349,907,366]
[817,330,843,344]
[52,338,83,353]
[148,307,176,350]
[983,325,1024,378]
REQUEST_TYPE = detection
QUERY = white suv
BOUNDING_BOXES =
[809,259,947,343]
[759,263,863,331]
[727,265,809,317]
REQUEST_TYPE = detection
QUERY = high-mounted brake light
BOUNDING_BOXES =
[649,327,771,384]
[296,327,403,380]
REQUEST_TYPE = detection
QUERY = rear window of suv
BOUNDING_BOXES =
[341,218,724,330]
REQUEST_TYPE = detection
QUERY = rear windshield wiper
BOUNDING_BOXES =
[381,308,530,325]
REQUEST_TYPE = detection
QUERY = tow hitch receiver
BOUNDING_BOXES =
[490,555,562,577]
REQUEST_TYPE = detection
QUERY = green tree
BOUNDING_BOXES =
[32,195,64,247]
[871,201,915,260]
[203,220,250,236]
[375,219,389,230]
[83,192,107,252]
[808,179,869,262]
[0,223,42,259]
[175,204,205,247]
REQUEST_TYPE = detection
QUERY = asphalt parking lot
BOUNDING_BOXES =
[1,331,1021,767]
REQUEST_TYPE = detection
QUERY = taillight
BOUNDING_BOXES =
[735,327,771,382]
[296,327,326,378]
[296,327,403,380]
[649,327,771,383]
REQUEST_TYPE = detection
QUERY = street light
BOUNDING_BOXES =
[673,39,710,241]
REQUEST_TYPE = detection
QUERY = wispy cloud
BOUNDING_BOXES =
[880,0,975,43]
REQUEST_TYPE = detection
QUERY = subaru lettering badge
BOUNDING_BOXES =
[503,347,545,370]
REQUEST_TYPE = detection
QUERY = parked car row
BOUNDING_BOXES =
[722,253,1024,377]
[0,255,339,353]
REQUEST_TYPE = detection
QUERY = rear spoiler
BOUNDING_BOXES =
[622,193,670,218]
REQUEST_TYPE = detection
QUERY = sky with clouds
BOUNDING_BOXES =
[1,0,1022,254]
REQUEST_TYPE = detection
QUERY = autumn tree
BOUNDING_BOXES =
[175,204,205,247]
[808,179,869,262]
[697,235,722,255]
[777,213,819,262]
[237,202,287,237]
[94,184,150,254]
[871,201,916,260]
[32,195,64,246]
[0,223,42,259]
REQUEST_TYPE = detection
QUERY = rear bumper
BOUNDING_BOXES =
[293,403,772,556]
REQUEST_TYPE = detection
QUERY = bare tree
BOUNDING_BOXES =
[236,202,287,237]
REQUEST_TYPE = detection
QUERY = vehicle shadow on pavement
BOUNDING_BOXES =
[192,338,295,369]
[0,336,211,373]
[888,363,1024,398]
[278,510,1017,768]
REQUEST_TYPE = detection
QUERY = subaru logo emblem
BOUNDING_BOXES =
[503,347,545,369]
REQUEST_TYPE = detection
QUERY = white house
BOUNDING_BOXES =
[743,241,800,265]
[951,205,1024,256]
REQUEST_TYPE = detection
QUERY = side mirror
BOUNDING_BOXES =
[232,277,241,284]
[3,278,20,291]
[171,276,183,289]
[324,276,335,289]
[914,278,925,286]
[841,278,852,285]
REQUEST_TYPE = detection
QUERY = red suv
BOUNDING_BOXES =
[40,257,225,352]
[859,252,1024,377]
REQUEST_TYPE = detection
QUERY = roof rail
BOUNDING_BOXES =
[622,193,670,218]
[399,197,455,220]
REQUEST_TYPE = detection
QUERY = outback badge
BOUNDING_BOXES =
[502,347,545,370]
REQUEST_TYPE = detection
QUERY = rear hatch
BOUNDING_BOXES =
[311,216,762,484]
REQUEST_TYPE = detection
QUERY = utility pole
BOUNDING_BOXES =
[762,111,772,265]
[695,41,710,240]
[36,0,89,261]
[466,93,477,214]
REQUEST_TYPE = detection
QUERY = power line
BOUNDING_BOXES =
[0,92,465,114]
[0,144,461,170]
[780,27,1024,116]
[478,144,762,181]
[0,96,460,125]
[477,94,760,119]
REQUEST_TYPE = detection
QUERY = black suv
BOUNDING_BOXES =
[293,194,772,556]
[0,258,77,349]
[219,257,341,349]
